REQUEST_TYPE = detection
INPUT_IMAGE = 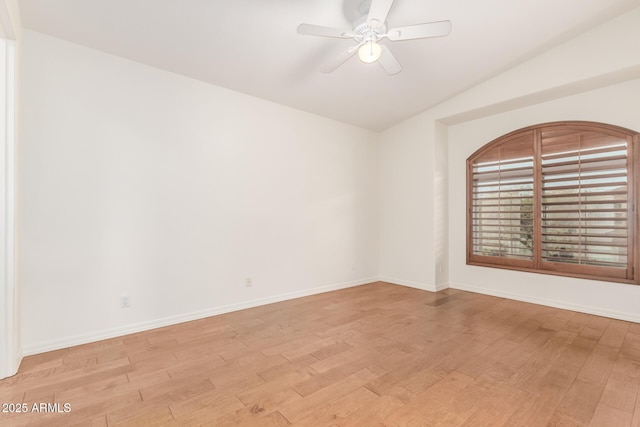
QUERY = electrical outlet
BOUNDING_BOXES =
[245,278,253,287]
[120,295,131,308]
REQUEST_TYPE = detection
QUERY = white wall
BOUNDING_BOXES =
[0,0,21,379]
[378,115,436,290]
[20,31,380,354]
[448,79,640,322]
[433,121,449,288]
[379,6,640,320]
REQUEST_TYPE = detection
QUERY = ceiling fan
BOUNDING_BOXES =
[297,0,451,75]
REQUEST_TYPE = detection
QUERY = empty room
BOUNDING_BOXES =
[1,0,640,425]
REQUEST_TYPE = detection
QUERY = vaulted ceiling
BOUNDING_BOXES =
[18,0,640,130]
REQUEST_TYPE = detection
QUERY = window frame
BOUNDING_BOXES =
[466,121,639,285]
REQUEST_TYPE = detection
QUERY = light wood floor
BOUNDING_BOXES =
[1,282,640,426]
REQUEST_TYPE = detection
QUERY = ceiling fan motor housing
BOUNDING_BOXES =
[353,21,387,43]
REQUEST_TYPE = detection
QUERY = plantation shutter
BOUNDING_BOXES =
[467,122,638,284]
[540,129,631,279]
[470,132,535,267]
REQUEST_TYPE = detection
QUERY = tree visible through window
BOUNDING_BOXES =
[467,122,639,284]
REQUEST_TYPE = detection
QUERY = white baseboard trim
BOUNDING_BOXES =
[434,282,450,292]
[379,276,449,293]
[449,282,640,323]
[22,277,379,356]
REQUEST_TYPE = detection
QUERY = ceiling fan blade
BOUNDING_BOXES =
[319,45,360,73]
[378,45,402,75]
[367,0,394,27]
[297,23,353,39]
[387,20,452,41]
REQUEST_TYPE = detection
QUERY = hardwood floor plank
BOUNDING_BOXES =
[460,384,530,426]
[612,353,640,379]
[169,389,245,421]
[256,355,319,382]
[53,373,130,403]
[576,344,619,386]
[547,412,587,426]
[599,320,631,349]
[598,371,640,416]
[310,341,354,360]
[411,363,515,426]
[217,390,301,425]
[139,376,214,403]
[557,335,598,368]
[455,338,519,378]
[237,369,312,405]
[164,355,227,379]
[632,386,640,427]
[555,378,605,424]
[279,367,385,423]
[171,395,245,425]
[624,332,640,354]
[293,386,378,427]
[363,352,437,396]
[223,410,292,427]
[280,337,339,361]
[589,403,633,427]
[381,371,475,426]
[336,385,413,427]
[108,405,176,426]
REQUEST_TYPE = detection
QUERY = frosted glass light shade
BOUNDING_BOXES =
[358,41,382,63]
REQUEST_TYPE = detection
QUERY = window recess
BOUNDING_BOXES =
[467,122,639,284]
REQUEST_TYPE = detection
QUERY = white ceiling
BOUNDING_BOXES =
[18,0,640,131]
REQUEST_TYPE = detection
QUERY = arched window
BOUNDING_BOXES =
[467,121,639,284]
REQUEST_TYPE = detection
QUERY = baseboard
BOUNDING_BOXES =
[379,276,449,293]
[14,350,22,374]
[449,282,640,323]
[22,277,379,356]
[0,349,22,380]
[434,282,450,292]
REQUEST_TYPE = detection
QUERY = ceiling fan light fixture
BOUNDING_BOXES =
[358,40,382,63]
[297,0,452,74]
